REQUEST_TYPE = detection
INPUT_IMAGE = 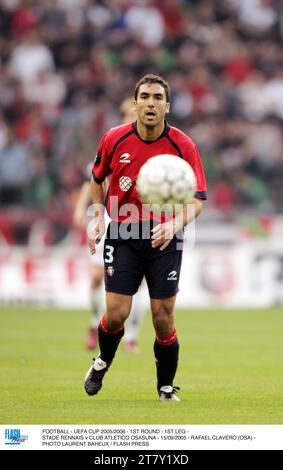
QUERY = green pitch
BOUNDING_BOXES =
[0,306,282,424]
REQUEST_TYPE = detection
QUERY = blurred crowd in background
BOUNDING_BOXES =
[0,0,283,227]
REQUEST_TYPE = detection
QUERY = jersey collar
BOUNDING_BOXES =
[132,120,170,144]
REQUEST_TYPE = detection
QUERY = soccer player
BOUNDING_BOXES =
[73,98,147,351]
[84,74,207,401]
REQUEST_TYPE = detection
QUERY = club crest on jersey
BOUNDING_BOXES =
[106,266,114,277]
[119,152,131,163]
[119,176,133,192]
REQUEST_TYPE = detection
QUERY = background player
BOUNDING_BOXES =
[84,74,207,401]
[73,98,147,352]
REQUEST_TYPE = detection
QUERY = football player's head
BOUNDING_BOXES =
[134,74,170,129]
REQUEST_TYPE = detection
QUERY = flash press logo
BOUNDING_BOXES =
[5,429,28,445]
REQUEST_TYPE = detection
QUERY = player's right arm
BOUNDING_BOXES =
[88,131,112,255]
[88,179,107,255]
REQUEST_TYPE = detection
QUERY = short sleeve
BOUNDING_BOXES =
[91,132,111,184]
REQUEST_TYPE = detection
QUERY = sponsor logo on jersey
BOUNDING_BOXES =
[119,152,131,163]
[167,270,177,281]
[119,176,133,192]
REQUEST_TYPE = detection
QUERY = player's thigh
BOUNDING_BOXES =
[104,237,144,296]
[145,238,183,299]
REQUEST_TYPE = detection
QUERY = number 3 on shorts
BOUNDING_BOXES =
[104,245,114,263]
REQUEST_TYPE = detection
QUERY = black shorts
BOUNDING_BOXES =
[103,221,183,299]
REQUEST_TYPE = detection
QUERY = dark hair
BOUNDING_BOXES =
[134,74,170,103]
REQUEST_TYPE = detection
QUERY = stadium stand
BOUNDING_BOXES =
[0,0,282,245]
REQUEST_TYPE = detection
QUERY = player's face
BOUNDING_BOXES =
[135,83,170,128]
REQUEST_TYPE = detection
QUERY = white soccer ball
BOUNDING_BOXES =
[136,154,196,213]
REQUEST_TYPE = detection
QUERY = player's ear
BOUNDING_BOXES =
[166,102,170,114]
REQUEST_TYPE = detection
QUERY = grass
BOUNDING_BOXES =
[0,306,282,424]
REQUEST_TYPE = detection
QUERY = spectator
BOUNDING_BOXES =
[9,28,55,83]
[0,0,282,217]
[0,129,32,205]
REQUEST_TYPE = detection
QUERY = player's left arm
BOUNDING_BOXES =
[175,197,203,229]
[152,139,206,251]
[151,197,203,251]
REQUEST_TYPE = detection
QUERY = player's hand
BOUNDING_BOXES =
[151,221,176,251]
[88,217,105,255]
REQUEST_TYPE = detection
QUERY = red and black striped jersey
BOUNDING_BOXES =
[92,121,207,222]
